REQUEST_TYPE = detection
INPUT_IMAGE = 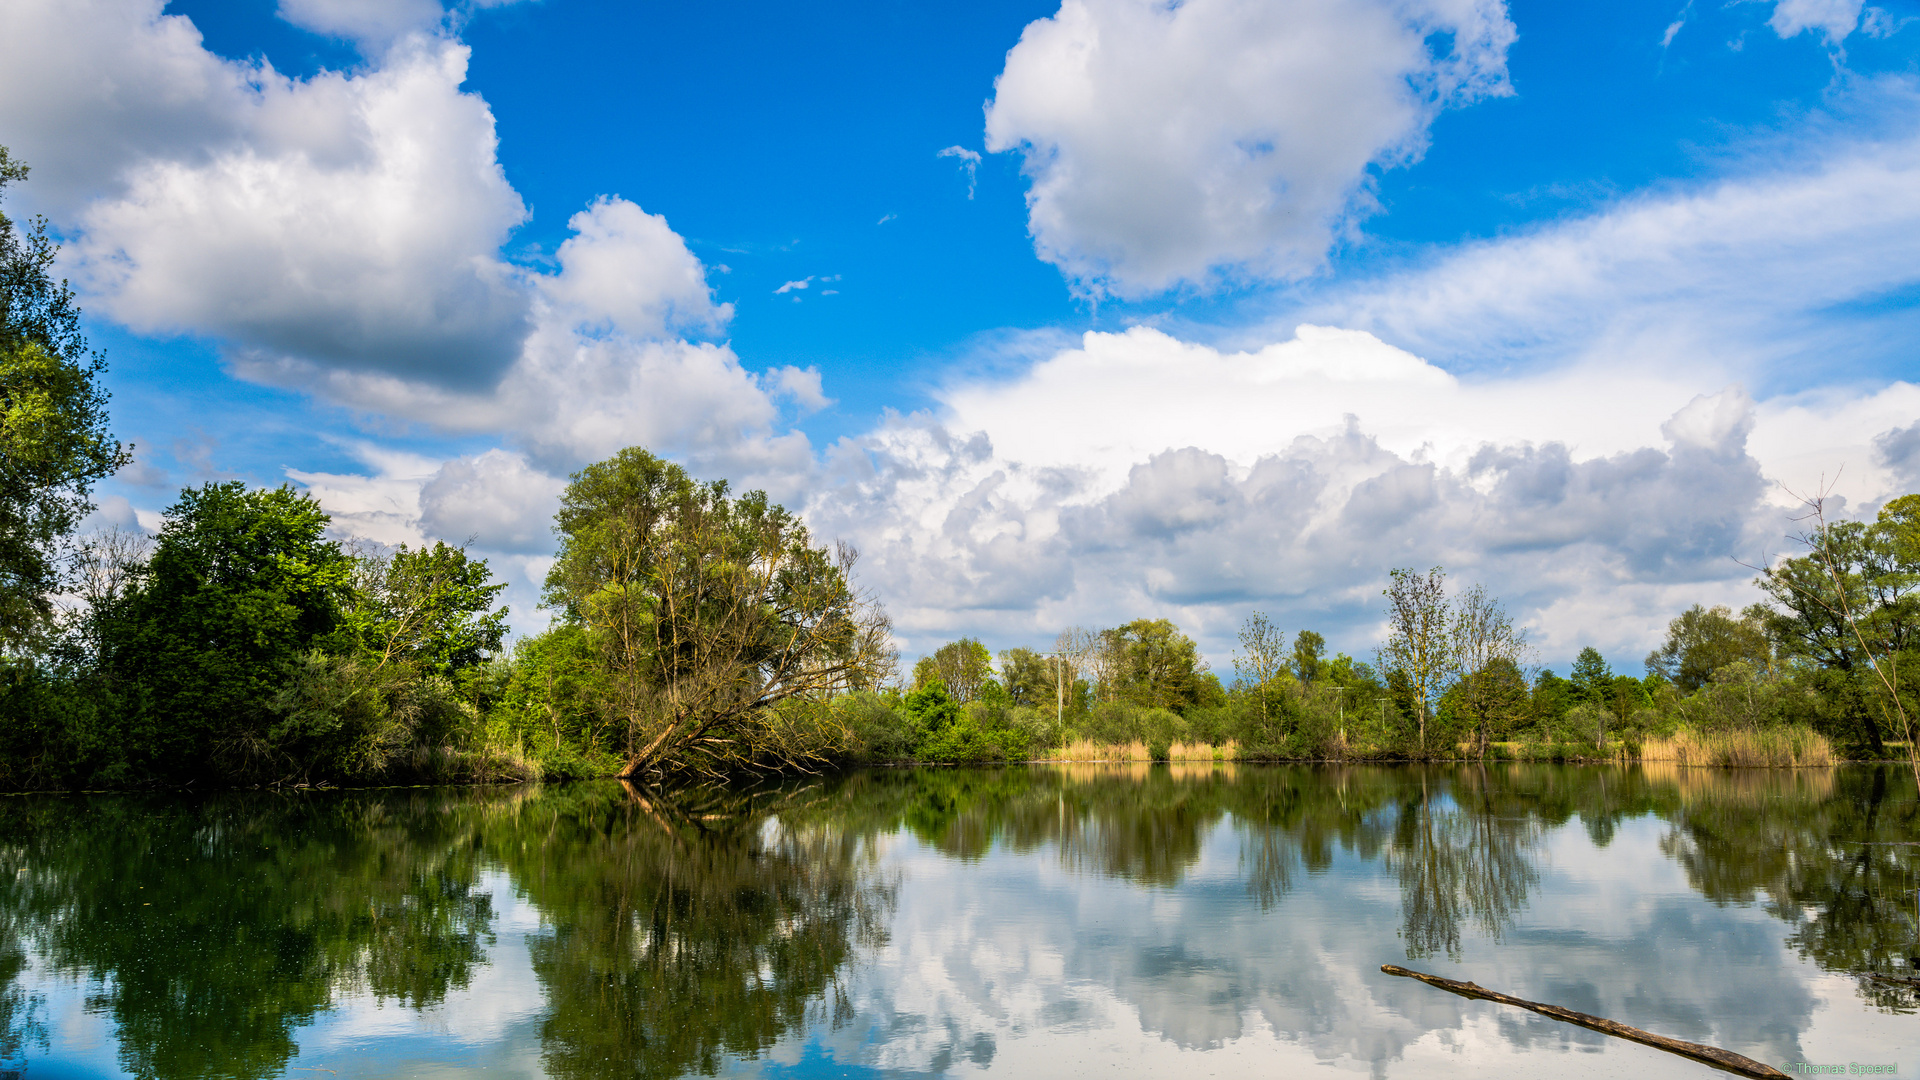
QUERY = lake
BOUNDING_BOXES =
[0,763,1913,1079]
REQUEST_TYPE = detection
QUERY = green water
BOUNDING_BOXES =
[0,763,1914,1079]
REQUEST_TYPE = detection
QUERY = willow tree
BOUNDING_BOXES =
[544,448,894,777]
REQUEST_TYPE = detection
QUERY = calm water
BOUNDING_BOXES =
[0,764,1915,1079]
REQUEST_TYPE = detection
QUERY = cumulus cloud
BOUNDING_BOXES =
[983,0,1516,296]
[0,0,248,216]
[70,39,531,385]
[418,450,565,554]
[538,197,730,339]
[796,320,1912,663]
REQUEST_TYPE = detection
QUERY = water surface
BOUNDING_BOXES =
[1,763,1915,1078]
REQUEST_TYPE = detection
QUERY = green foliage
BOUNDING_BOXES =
[344,541,508,677]
[98,483,355,780]
[1110,618,1210,711]
[0,148,129,647]
[1645,604,1773,692]
[1291,630,1325,683]
[544,446,893,776]
[913,638,993,703]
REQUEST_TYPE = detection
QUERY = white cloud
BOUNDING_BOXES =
[276,0,538,53]
[983,0,1515,296]
[0,0,247,217]
[803,326,1795,664]
[1768,0,1863,43]
[938,145,981,198]
[538,196,730,338]
[68,38,531,386]
[276,0,447,47]
[1311,107,1920,379]
[418,450,565,553]
[774,277,813,294]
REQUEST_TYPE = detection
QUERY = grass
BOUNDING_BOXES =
[1035,740,1237,763]
[1638,725,1834,768]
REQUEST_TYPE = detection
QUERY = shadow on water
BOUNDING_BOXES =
[0,762,1909,1077]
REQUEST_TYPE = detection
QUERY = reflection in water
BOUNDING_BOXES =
[0,763,1909,1078]
[501,782,895,1080]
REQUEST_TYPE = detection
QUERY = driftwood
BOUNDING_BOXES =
[1380,965,1787,1079]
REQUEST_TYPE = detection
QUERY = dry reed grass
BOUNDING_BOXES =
[1638,725,1834,768]
[1035,740,1237,763]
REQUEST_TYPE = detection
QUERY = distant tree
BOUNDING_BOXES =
[0,146,130,646]
[914,638,992,704]
[1569,647,1611,704]
[997,647,1052,708]
[1644,604,1772,693]
[1379,567,1455,749]
[1291,630,1326,684]
[1757,490,1920,776]
[1234,612,1288,728]
[1114,618,1206,711]
[1449,585,1533,756]
[1531,670,1576,727]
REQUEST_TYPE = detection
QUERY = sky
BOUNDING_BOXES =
[2,0,1919,674]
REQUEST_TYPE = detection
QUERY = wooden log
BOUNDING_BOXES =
[1380,965,1787,1078]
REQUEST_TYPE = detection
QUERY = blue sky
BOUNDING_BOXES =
[3,0,1918,672]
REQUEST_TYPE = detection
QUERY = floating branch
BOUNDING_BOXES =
[1380,965,1787,1078]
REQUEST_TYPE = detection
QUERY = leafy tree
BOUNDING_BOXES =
[1291,629,1326,684]
[997,647,1053,708]
[1645,604,1773,693]
[1234,612,1288,727]
[1569,647,1611,704]
[913,638,992,703]
[345,541,508,677]
[1379,567,1455,749]
[1449,584,1532,757]
[1113,618,1206,711]
[100,483,354,779]
[544,447,894,777]
[0,147,129,646]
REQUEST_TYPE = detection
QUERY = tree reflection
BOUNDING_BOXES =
[1390,769,1540,959]
[0,790,504,1079]
[489,781,896,1080]
[1657,764,1920,1011]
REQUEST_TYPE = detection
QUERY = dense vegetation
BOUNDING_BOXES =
[0,143,1912,788]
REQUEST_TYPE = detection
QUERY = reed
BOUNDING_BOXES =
[1638,725,1833,768]
[1035,740,1235,762]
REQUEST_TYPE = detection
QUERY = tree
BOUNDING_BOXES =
[1291,630,1326,684]
[1644,604,1772,693]
[997,647,1053,708]
[1568,647,1612,749]
[543,448,894,777]
[345,541,508,678]
[0,147,129,646]
[1756,490,1920,778]
[1113,618,1206,711]
[100,483,355,778]
[913,638,992,703]
[1234,612,1288,729]
[1449,585,1532,757]
[1379,567,1454,750]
